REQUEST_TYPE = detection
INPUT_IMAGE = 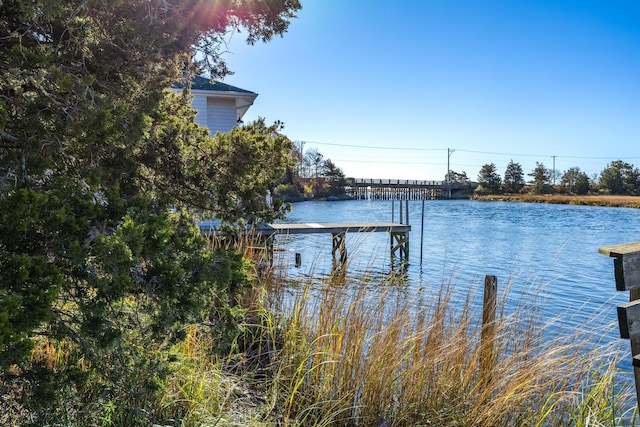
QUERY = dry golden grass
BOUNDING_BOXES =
[160,325,272,426]
[474,194,640,208]
[167,233,638,426]
[245,271,636,426]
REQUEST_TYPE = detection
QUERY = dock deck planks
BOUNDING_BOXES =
[255,222,411,236]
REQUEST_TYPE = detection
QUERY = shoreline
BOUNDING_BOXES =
[473,194,640,208]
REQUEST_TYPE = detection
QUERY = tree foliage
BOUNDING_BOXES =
[477,163,502,194]
[561,167,590,195]
[599,160,640,195]
[574,173,591,195]
[447,170,470,184]
[304,148,325,178]
[528,162,552,194]
[0,0,300,423]
[284,146,350,199]
[138,97,293,223]
[503,160,525,193]
[318,158,346,197]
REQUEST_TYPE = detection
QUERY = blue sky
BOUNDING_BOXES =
[222,0,640,181]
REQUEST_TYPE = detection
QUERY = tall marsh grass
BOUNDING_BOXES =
[237,260,637,426]
[10,233,633,425]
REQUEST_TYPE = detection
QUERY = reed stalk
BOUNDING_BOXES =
[243,264,636,426]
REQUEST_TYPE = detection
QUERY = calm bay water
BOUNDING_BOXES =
[272,199,640,360]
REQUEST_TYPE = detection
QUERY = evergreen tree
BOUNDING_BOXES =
[0,0,300,423]
[529,162,552,194]
[600,160,640,195]
[477,163,502,194]
[574,173,591,195]
[321,158,347,197]
[503,160,525,193]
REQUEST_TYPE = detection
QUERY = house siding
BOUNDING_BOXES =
[206,97,236,134]
[174,79,256,135]
[191,95,208,129]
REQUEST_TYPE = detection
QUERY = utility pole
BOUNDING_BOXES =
[551,155,557,185]
[447,148,455,199]
[297,140,305,178]
[447,148,455,183]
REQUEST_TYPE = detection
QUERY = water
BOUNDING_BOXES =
[272,200,640,355]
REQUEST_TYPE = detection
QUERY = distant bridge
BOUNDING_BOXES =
[346,178,477,200]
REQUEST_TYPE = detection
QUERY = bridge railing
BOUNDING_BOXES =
[348,178,450,186]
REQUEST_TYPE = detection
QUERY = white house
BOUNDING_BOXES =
[171,75,258,135]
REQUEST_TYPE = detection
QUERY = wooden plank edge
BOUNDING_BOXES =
[599,242,640,258]
[617,300,640,339]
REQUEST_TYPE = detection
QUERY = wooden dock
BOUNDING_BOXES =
[255,222,410,235]
[256,222,411,267]
[201,222,411,267]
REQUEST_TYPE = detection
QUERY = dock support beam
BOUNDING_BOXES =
[390,230,409,265]
[332,232,347,268]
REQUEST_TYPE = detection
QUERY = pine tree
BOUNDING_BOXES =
[477,163,502,194]
[503,160,525,193]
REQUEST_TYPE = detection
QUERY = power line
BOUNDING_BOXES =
[334,159,444,166]
[455,149,544,158]
[332,157,603,177]
[457,149,640,160]
[301,140,446,151]
[300,140,640,161]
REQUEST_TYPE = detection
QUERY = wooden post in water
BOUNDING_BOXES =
[391,199,395,223]
[420,199,425,265]
[405,199,409,226]
[331,232,348,269]
[599,242,640,411]
[480,275,498,383]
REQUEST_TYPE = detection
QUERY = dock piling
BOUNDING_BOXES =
[420,199,425,265]
[599,242,640,412]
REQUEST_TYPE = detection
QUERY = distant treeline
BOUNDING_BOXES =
[452,159,640,196]
[277,144,640,200]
